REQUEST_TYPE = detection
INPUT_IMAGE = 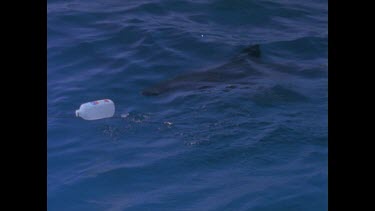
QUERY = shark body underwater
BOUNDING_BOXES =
[141,44,309,103]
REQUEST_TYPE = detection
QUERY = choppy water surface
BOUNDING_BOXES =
[48,0,327,210]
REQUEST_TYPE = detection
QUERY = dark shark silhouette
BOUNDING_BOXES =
[142,45,306,96]
[142,44,264,96]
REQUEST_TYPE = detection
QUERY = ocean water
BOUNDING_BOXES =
[47,0,328,210]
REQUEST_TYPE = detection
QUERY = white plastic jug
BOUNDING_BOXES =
[75,99,115,120]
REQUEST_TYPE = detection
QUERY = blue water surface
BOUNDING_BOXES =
[47,0,328,210]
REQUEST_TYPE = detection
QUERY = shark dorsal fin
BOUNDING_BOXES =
[228,44,261,63]
[241,44,261,58]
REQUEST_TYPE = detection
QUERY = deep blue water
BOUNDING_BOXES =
[47,0,327,210]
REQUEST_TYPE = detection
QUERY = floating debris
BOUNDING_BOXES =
[121,113,129,118]
[75,99,115,120]
[164,121,173,126]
